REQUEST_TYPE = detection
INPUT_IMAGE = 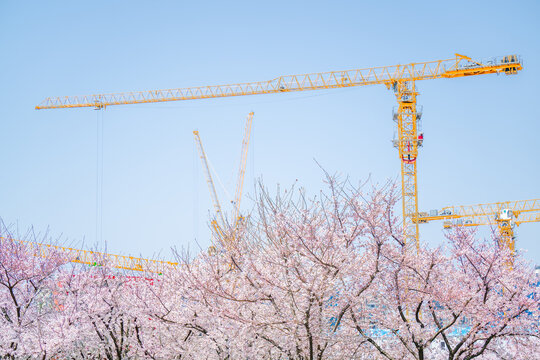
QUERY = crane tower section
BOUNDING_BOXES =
[393,81,422,251]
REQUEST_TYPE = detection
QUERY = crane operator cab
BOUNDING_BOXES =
[497,209,513,221]
[501,55,519,75]
[496,209,514,228]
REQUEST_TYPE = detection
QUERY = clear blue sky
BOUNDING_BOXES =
[1,1,538,263]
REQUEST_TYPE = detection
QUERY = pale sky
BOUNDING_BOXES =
[1,0,538,263]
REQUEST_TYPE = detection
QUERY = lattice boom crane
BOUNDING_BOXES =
[36,54,523,248]
[415,199,540,254]
[193,112,254,249]
[193,130,226,229]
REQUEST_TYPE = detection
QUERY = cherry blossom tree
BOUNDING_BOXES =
[52,259,161,359]
[171,177,540,360]
[1,175,538,360]
[341,227,540,360]
[0,222,70,359]
[130,265,230,359]
[172,177,401,359]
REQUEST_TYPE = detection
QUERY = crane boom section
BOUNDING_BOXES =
[514,212,540,226]
[35,54,522,110]
[232,112,254,225]
[416,199,540,223]
[417,200,539,261]
[193,131,226,228]
[438,211,540,228]
[2,237,178,273]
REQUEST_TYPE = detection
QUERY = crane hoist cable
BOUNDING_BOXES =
[95,109,105,244]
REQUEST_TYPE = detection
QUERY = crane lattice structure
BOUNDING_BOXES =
[193,112,254,249]
[36,54,523,249]
[232,112,254,231]
[193,130,227,237]
[416,199,540,254]
[1,237,178,273]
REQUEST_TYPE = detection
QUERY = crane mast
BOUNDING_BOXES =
[193,130,226,229]
[193,113,254,249]
[394,80,421,251]
[36,54,524,248]
[232,111,254,229]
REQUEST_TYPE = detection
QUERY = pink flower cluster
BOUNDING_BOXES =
[1,178,538,359]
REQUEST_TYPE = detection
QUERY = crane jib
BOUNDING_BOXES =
[35,54,522,110]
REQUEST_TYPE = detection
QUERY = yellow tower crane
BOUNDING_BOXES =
[36,54,523,249]
[193,112,254,249]
[415,199,540,255]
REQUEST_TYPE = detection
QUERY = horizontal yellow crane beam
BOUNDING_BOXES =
[513,211,540,226]
[414,199,540,227]
[2,237,178,273]
[452,212,540,228]
[445,211,540,228]
[35,54,522,110]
